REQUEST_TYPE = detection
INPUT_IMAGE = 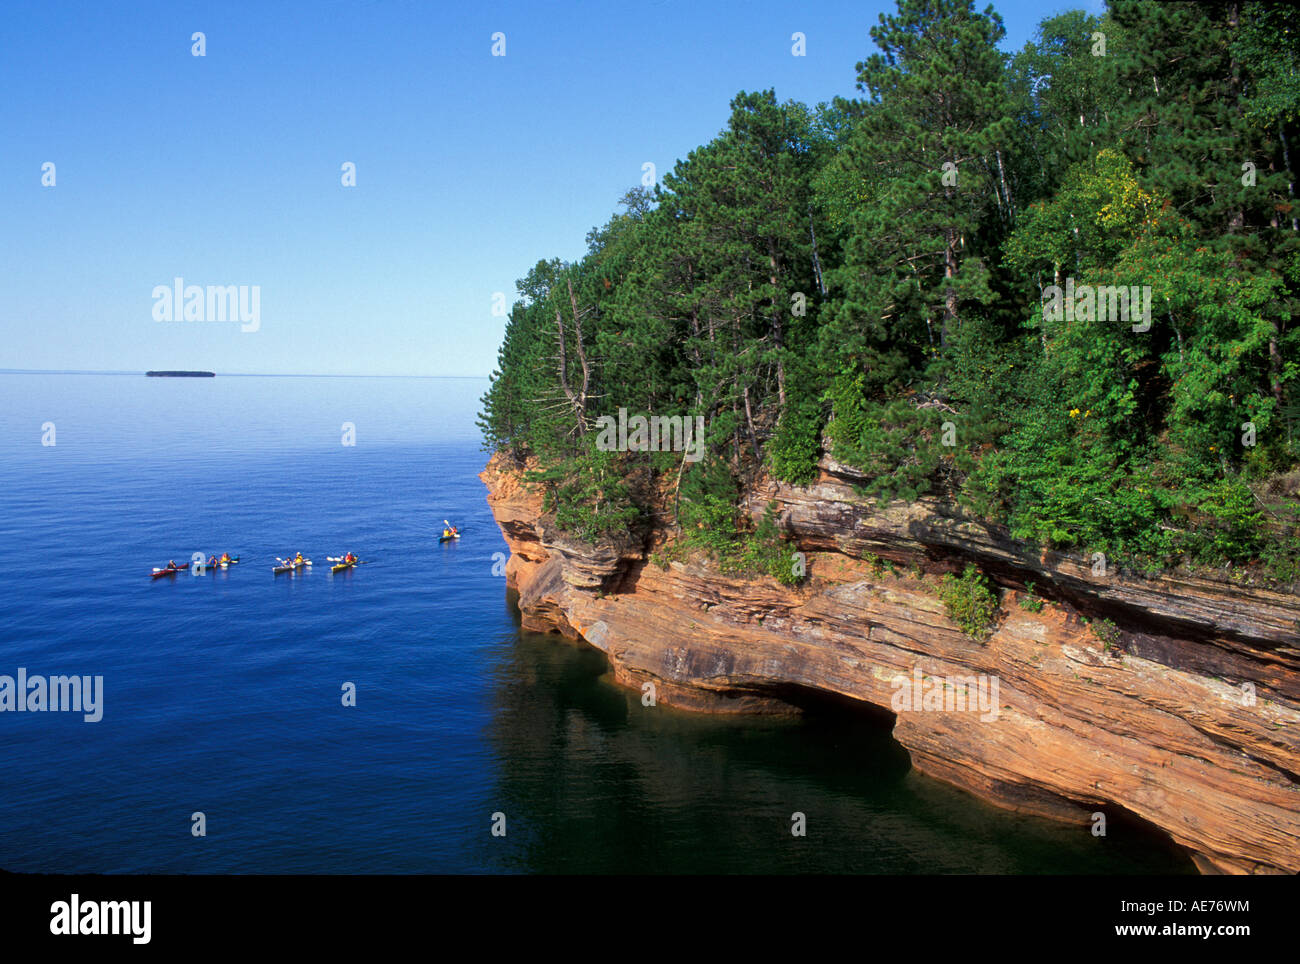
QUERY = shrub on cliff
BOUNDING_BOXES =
[679,457,744,556]
[529,449,644,543]
[1182,478,1266,567]
[938,564,999,641]
[731,502,803,586]
[1089,616,1121,652]
[1018,581,1045,613]
[767,362,826,486]
[679,480,804,586]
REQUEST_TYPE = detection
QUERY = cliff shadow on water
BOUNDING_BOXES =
[476,610,1195,874]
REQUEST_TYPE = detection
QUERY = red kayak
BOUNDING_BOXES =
[151,566,185,579]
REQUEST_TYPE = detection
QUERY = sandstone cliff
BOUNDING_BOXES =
[481,451,1300,875]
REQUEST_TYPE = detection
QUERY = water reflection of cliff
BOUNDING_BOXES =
[476,626,1193,875]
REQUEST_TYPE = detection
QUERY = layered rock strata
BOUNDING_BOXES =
[481,452,1300,874]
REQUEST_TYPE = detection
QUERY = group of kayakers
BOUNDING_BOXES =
[153,553,238,578]
[161,552,234,571]
[153,522,459,578]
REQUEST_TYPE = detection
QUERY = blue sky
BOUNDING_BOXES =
[1,0,1104,376]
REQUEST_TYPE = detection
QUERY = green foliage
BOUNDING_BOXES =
[1019,581,1045,613]
[529,448,643,544]
[728,502,804,586]
[679,457,743,556]
[650,539,689,571]
[481,0,1299,586]
[767,377,825,485]
[678,464,804,584]
[827,378,955,502]
[680,488,803,587]
[937,564,1000,641]
[1234,1,1300,129]
[1091,617,1121,652]
[1183,479,1266,566]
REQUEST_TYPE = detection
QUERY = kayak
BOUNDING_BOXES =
[439,534,459,543]
[331,561,355,573]
[153,556,240,578]
[273,559,311,574]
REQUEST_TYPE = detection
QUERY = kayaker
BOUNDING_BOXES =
[220,552,230,564]
[167,559,178,570]
[207,555,218,567]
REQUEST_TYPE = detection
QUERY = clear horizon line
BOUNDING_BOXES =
[0,368,491,378]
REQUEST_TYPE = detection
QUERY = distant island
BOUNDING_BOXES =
[146,371,215,377]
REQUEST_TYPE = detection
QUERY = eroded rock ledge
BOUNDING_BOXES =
[481,451,1300,874]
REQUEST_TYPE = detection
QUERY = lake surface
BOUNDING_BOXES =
[0,374,1193,873]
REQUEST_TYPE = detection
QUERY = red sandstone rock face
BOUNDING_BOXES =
[480,452,1300,875]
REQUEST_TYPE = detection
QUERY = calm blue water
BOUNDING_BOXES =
[0,374,1193,873]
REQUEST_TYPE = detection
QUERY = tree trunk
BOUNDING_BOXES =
[1270,321,1284,407]
[689,308,705,408]
[742,384,762,464]
[553,282,590,436]
[767,239,787,412]
[996,148,1014,220]
[943,225,958,349]
[566,276,591,417]
[1280,123,1299,233]
[808,203,827,295]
